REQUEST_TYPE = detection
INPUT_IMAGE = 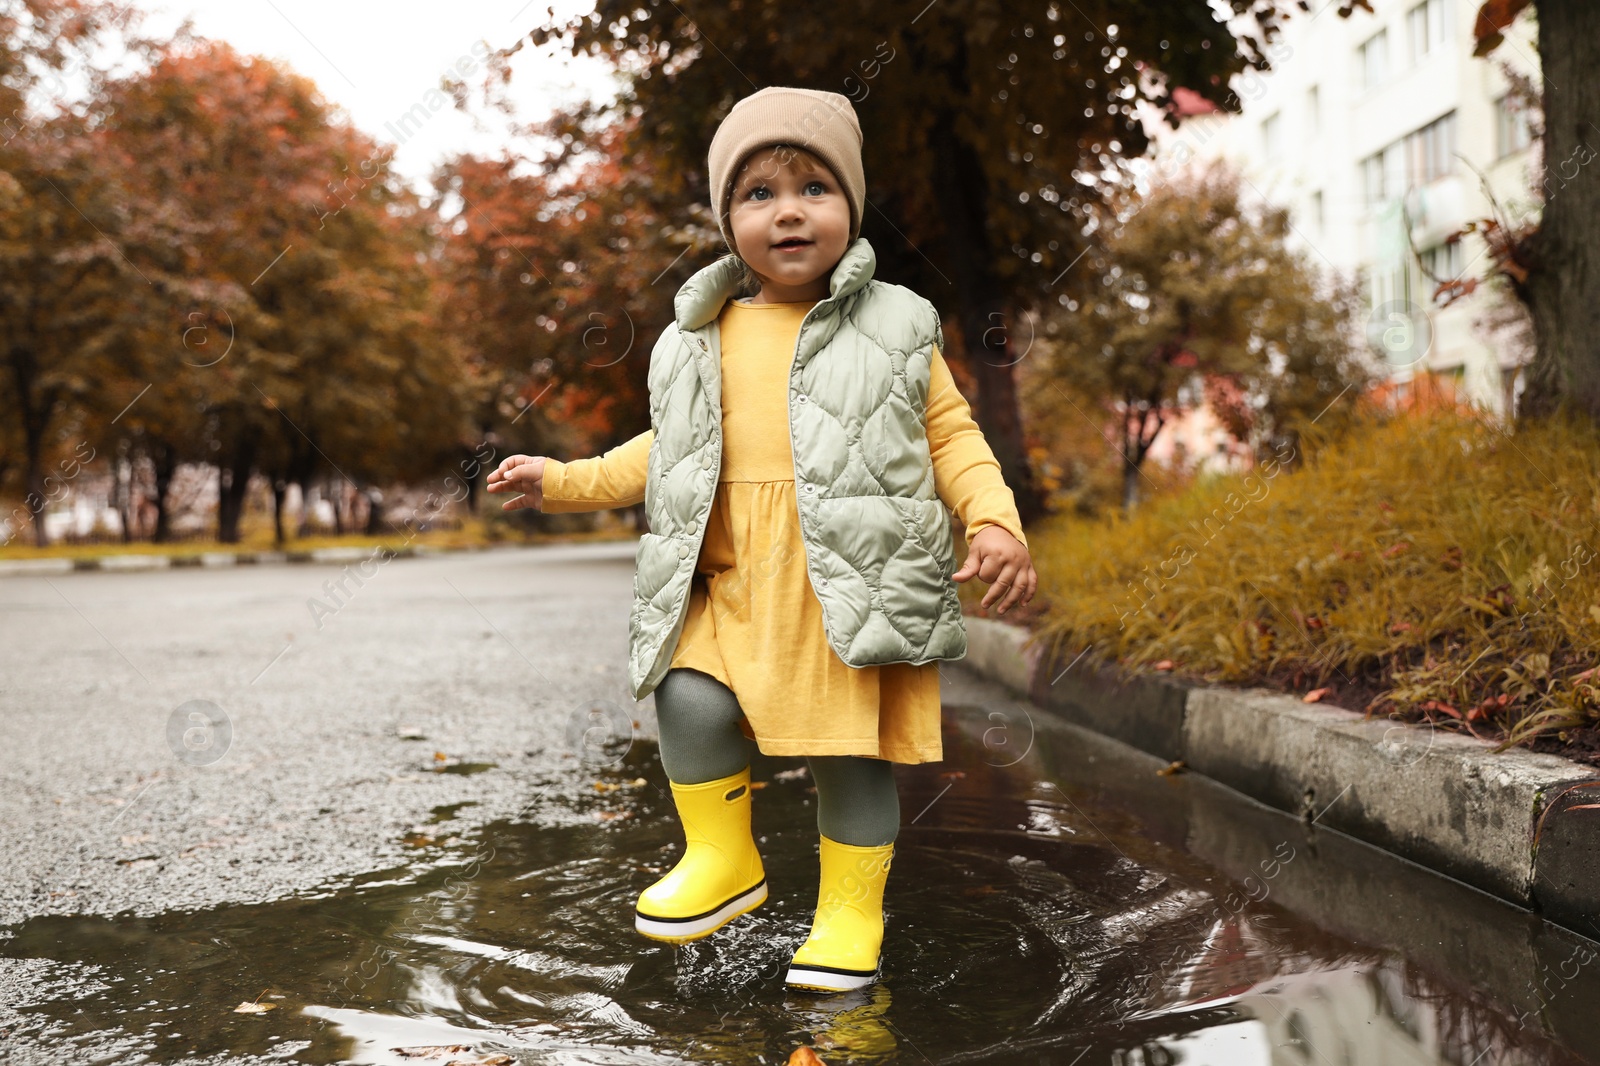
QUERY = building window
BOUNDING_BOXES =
[1362,141,1406,205]
[1407,0,1451,65]
[1262,110,1282,158]
[1363,153,1384,204]
[1496,93,1533,158]
[1421,240,1464,281]
[1307,85,1320,137]
[1411,110,1457,184]
[1361,111,1458,206]
[1359,30,1389,92]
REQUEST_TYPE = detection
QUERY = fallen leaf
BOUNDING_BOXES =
[1566,804,1600,812]
[434,752,449,763]
[596,810,632,821]
[749,781,768,789]
[787,1048,830,1066]
[593,777,649,792]
[1303,688,1332,703]
[392,1047,472,1060]
[1383,541,1411,559]
[1153,660,1175,671]
[940,770,967,780]
[233,1002,275,1015]
[1421,699,1462,719]
[1390,622,1413,634]
[1157,760,1186,776]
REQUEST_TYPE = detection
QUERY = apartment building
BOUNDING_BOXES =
[1138,0,1540,418]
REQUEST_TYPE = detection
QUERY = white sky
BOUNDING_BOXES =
[118,0,620,188]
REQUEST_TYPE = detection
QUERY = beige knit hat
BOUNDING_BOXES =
[707,86,865,252]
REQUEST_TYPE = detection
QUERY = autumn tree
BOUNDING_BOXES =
[433,110,702,518]
[0,0,157,546]
[485,0,1310,526]
[98,39,469,543]
[1027,163,1373,511]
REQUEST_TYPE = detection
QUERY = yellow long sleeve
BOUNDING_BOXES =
[537,344,1026,552]
[539,429,652,512]
[926,345,1028,549]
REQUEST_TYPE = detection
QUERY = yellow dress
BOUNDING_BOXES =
[540,297,1026,764]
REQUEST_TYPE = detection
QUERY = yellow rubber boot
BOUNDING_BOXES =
[635,766,767,943]
[784,834,894,992]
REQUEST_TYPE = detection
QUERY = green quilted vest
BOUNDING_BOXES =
[626,237,968,701]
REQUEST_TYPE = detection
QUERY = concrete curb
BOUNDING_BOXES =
[961,615,1600,940]
[0,541,518,578]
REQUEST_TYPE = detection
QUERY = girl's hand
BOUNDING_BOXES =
[486,454,549,512]
[953,526,1037,616]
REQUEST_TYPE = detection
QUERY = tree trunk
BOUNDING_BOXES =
[295,481,313,537]
[24,456,48,547]
[330,477,345,535]
[364,487,385,535]
[11,347,56,547]
[216,432,258,544]
[151,440,177,544]
[1518,0,1600,421]
[919,42,1044,527]
[271,477,288,545]
[114,452,133,543]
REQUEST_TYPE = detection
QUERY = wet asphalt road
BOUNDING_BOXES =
[0,545,656,977]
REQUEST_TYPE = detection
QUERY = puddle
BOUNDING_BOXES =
[4,706,1599,1064]
[426,761,498,777]
[429,803,480,825]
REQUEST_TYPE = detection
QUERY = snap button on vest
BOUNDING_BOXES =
[626,237,969,701]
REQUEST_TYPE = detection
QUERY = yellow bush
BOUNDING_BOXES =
[1030,406,1600,752]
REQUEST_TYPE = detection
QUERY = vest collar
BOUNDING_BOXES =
[672,237,877,332]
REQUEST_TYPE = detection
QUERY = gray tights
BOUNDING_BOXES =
[652,667,900,847]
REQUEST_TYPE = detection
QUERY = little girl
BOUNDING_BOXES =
[486,86,1036,994]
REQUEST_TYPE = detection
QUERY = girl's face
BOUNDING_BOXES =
[727,146,852,302]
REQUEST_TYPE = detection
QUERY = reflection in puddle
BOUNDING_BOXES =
[3,706,1597,1064]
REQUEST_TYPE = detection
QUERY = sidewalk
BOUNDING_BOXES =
[0,544,447,575]
[960,616,1600,942]
[0,536,638,576]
